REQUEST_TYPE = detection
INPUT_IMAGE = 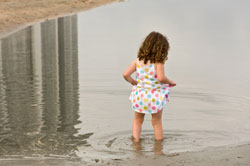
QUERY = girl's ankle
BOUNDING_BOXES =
[154,137,164,142]
[131,136,140,143]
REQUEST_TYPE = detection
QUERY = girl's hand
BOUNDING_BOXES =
[131,80,138,86]
[169,80,176,87]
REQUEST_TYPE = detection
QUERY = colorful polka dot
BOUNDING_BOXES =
[129,62,170,114]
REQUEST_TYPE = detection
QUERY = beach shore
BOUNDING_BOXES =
[0,1,250,166]
[0,0,118,38]
[0,143,249,166]
[121,143,250,166]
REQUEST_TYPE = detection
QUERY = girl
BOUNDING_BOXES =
[123,31,176,142]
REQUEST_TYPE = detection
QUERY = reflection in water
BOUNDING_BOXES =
[153,140,164,155]
[132,137,164,155]
[1,0,250,162]
[0,15,92,157]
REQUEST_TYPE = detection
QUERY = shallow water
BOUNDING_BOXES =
[0,0,250,164]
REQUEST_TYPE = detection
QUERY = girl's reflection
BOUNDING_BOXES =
[131,137,165,155]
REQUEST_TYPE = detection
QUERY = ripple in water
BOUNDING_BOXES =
[76,129,246,161]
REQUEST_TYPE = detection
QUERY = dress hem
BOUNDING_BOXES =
[132,108,163,114]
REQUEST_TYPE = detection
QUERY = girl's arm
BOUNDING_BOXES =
[155,63,176,86]
[123,59,138,85]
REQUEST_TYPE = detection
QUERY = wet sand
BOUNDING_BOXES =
[1,0,250,166]
[0,144,249,166]
[0,0,118,38]
[122,144,250,166]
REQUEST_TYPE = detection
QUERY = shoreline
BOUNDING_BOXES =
[0,143,250,166]
[0,0,119,38]
[1,1,250,166]
[122,143,250,166]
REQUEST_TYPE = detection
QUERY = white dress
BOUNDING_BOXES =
[129,59,171,114]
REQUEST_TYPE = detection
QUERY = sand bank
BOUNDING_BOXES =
[0,144,249,166]
[0,0,118,38]
[121,144,250,166]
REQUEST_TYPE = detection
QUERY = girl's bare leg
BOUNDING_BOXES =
[132,111,145,142]
[152,110,163,140]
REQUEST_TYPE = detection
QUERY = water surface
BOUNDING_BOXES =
[0,0,250,164]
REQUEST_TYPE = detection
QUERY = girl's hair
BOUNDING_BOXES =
[138,31,170,64]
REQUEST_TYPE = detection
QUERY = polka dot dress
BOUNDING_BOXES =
[129,59,171,114]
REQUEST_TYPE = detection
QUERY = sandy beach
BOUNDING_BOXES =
[0,0,118,38]
[0,144,249,166]
[122,144,250,166]
[0,0,250,166]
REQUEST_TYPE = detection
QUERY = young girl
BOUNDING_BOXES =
[123,31,176,142]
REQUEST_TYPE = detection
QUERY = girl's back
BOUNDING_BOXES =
[123,31,176,142]
[129,58,171,114]
[135,58,167,90]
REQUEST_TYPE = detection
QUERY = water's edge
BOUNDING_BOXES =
[0,0,119,39]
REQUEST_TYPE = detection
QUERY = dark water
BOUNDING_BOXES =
[1,0,250,164]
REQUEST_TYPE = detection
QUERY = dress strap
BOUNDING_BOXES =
[136,58,140,66]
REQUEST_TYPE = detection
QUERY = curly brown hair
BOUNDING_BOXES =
[138,31,170,64]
